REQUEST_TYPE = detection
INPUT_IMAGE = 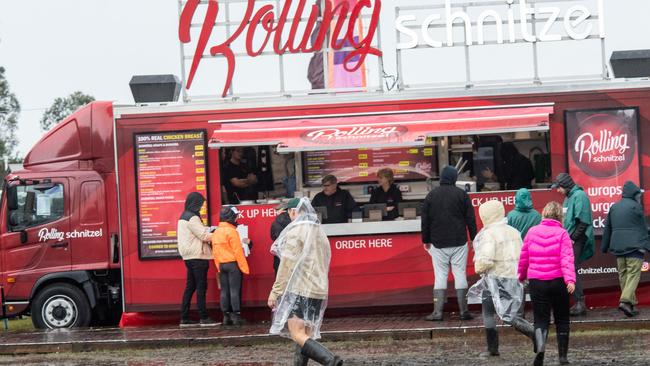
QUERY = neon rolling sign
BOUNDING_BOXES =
[179,0,382,97]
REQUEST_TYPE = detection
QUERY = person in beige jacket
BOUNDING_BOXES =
[178,192,216,326]
[470,200,534,357]
[267,197,342,366]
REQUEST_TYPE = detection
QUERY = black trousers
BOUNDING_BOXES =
[529,278,570,333]
[181,259,210,320]
[219,262,243,313]
[572,241,585,301]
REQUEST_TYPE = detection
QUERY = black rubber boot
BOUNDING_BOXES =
[222,312,233,326]
[294,343,309,366]
[511,316,534,340]
[569,300,587,316]
[533,328,548,366]
[557,330,570,364]
[424,290,445,321]
[231,312,246,326]
[457,289,474,320]
[301,339,343,366]
[480,328,499,356]
[618,302,634,317]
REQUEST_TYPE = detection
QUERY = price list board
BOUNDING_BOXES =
[302,146,436,186]
[134,130,208,259]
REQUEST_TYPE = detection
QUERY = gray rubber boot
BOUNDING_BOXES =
[479,328,499,357]
[456,289,474,320]
[424,290,445,321]
[511,316,534,340]
[533,328,548,366]
[294,343,309,366]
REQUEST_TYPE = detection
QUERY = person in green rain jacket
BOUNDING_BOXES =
[507,188,542,239]
[551,173,594,317]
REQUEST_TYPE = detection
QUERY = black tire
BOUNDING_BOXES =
[31,283,92,329]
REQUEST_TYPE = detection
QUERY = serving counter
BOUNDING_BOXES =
[322,219,421,236]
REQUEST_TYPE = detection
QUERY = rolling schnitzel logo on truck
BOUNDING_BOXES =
[38,228,103,242]
[301,125,407,144]
[570,113,635,178]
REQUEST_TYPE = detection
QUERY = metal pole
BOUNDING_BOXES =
[276,0,286,94]
[177,0,189,103]
[600,37,608,79]
[531,12,541,85]
[374,3,384,92]
[395,7,404,91]
[225,0,235,96]
[463,6,472,88]
[1,287,8,331]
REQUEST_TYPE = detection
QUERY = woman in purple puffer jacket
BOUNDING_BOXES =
[518,201,576,366]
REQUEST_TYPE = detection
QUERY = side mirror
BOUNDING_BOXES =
[7,185,18,211]
[20,230,27,244]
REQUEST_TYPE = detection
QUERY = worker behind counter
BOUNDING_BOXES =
[369,168,402,220]
[481,142,535,190]
[311,174,358,224]
[222,147,259,204]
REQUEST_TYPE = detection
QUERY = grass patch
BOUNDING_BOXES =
[2,316,34,333]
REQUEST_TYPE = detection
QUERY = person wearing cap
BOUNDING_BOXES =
[421,165,478,321]
[270,203,292,276]
[212,205,250,326]
[178,192,217,327]
[551,173,594,316]
[601,180,650,317]
[311,174,358,224]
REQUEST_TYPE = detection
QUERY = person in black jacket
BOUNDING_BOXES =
[311,175,358,224]
[369,168,402,220]
[601,181,650,317]
[421,165,478,321]
[270,204,292,276]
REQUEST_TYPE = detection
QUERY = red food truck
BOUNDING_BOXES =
[1,80,649,329]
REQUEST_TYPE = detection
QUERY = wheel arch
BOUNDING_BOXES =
[30,271,97,310]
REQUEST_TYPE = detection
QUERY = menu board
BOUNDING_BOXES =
[135,130,208,259]
[303,146,436,186]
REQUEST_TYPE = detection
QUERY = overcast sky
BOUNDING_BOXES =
[1,0,649,157]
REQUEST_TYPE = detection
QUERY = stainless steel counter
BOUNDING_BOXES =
[322,218,421,236]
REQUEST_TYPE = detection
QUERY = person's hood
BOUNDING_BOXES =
[479,200,506,226]
[551,173,575,191]
[180,192,205,221]
[440,166,458,185]
[514,188,534,212]
[622,180,641,199]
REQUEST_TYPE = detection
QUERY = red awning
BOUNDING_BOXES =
[208,104,553,152]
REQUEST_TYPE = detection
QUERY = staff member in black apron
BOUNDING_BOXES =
[369,168,403,220]
[311,175,358,224]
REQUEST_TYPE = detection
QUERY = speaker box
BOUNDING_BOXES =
[610,50,650,78]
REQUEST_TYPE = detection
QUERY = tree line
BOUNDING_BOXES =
[0,66,94,172]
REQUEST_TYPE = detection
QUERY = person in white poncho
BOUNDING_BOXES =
[469,200,534,357]
[267,197,343,366]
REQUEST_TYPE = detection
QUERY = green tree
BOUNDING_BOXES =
[0,66,20,161]
[40,91,95,131]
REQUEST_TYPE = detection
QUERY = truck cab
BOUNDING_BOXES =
[0,102,121,329]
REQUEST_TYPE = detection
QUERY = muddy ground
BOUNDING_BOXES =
[0,327,648,365]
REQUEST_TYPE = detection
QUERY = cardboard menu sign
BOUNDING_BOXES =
[565,108,640,235]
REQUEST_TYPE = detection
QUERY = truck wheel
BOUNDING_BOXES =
[32,283,92,329]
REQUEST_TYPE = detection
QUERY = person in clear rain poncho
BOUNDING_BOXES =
[468,200,534,357]
[268,197,343,366]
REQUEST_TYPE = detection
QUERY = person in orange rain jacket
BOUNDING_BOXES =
[212,205,250,326]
